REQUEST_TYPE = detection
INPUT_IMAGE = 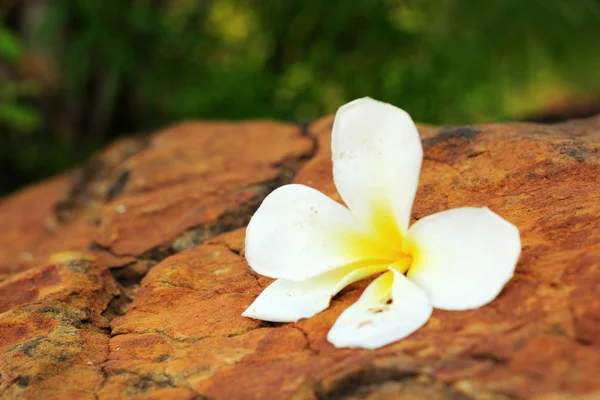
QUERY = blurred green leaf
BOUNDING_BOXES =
[0,103,42,133]
[0,25,23,63]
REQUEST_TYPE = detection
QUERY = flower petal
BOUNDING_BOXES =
[327,266,432,349]
[332,97,423,246]
[245,184,400,281]
[405,207,521,310]
[242,262,389,322]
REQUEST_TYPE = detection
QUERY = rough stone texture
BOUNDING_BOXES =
[0,114,599,399]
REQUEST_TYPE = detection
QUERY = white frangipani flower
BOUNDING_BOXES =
[242,98,521,349]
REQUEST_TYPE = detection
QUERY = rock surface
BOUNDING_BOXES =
[0,115,599,399]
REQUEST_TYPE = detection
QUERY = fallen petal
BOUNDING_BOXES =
[332,97,423,247]
[405,207,521,310]
[242,262,389,322]
[245,184,399,281]
[327,266,432,349]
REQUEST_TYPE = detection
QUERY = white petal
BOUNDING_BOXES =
[327,267,432,349]
[405,207,521,310]
[331,97,423,246]
[242,262,389,322]
[245,184,400,281]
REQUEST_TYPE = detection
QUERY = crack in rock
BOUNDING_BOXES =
[54,136,150,224]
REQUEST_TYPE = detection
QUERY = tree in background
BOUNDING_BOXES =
[1,0,600,194]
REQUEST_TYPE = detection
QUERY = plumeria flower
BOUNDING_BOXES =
[242,98,521,349]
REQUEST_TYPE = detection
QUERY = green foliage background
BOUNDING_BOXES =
[1,0,600,194]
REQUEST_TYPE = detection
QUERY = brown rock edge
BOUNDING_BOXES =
[0,115,599,399]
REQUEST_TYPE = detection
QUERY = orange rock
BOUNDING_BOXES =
[0,116,599,399]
